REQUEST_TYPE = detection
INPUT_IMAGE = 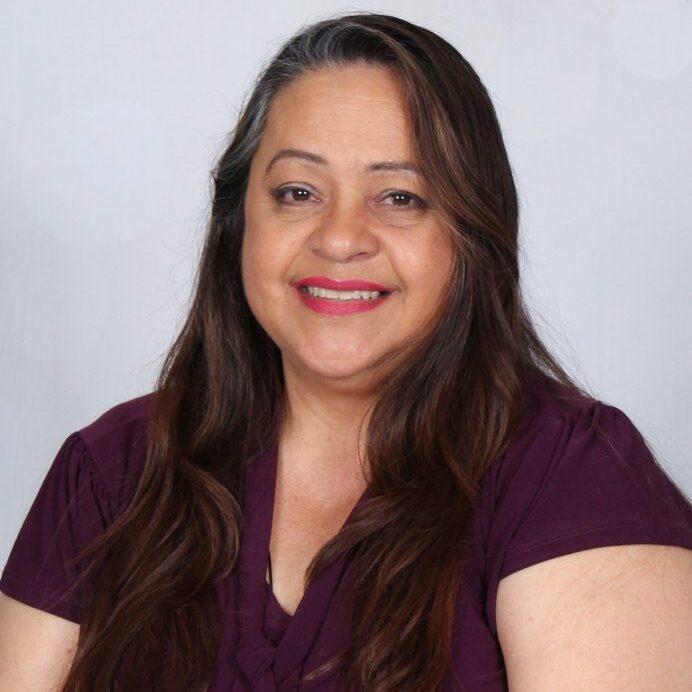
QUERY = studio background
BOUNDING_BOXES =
[2,0,691,566]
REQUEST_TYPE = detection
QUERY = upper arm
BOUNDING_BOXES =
[0,591,79,692]
[496,544,692,691]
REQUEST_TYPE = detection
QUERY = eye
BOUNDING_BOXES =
[382,190,428,210]
[271,186,316,205]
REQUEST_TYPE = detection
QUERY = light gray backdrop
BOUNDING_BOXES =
[2,0,691,566]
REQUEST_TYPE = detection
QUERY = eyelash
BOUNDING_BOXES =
[271,186,429,210]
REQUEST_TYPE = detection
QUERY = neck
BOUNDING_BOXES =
[279,362,378,482]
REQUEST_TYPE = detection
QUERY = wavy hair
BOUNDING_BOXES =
[60,12,582,691]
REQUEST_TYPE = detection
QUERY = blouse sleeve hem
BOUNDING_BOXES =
[500,523,692,579]
[0,568,81,624]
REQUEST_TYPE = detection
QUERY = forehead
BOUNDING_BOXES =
[257,64,414,162]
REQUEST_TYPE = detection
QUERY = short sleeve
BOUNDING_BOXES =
[0,432,115,624]
[483,400,692,635]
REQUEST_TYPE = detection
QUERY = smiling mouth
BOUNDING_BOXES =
[298,285,390,301]
[295,284,391,316]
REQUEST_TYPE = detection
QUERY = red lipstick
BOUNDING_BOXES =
[293,275,392,316]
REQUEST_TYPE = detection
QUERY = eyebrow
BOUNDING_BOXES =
[263,148,421,177]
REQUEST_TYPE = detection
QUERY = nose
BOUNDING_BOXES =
[307,191,379,262]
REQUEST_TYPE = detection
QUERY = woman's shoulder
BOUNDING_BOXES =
[77,391,154,452]
[508,368,650,464]
[472,369,692,638]
[496,369,688,508]
[484,368,692,576]
[518,368,597,427]
[0,392,157,623]
[74,391,155,500]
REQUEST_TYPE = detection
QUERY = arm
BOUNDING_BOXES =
[496,544,692,691]
[0,592,79,692]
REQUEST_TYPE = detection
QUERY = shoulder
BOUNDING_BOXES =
[0,392,156,623]
[519,367,593,420]
[77,391,154,452]
[494,369,684,505]
[486,372,692,688]
[493,370,691,555]
[475,369,692,633]
[74,392,155,502]
[512,367,617,448]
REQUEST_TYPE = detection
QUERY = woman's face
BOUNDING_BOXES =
[242,63,455,395]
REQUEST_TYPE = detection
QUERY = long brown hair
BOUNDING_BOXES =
[61,12,583,691]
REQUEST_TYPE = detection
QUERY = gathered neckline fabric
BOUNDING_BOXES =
[233,442,370,689]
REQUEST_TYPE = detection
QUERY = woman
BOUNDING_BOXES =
[1,12,690,692]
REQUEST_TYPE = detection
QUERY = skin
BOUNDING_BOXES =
[0,593,78,691]
[241,63,456,613]
[497,543,692,690]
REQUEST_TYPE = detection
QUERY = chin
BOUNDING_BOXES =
[282,338,392,385]
[288,347,379,384]
[306,358,373,381]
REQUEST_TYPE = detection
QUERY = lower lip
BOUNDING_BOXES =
[295,287,391,315]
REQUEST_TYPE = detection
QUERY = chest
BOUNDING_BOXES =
[221,442,506,690]
[267,485,362,616]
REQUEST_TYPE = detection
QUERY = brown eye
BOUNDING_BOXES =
[383,191,428,209]
[272,186,315,204]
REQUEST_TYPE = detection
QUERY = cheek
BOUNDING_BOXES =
[242,190,275,272]
[241,223,301,321]
[398,232,455,300]
[429,227,456,280]
[240,228,273,318]
[241,210,277,287]
[241,236,276,337]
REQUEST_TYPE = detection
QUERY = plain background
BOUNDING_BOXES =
[2,0,691,567]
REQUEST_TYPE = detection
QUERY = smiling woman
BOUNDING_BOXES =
[1,11,691,692]
[242,64,455,388]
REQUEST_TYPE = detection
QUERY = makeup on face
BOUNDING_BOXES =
[292,276,393,316]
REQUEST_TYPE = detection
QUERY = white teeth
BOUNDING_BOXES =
[304,286,384,300]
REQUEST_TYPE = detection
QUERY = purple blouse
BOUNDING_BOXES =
[2,372,691,690]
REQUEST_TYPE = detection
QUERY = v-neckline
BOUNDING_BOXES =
[262,441,370,619]
[235,440,371,687]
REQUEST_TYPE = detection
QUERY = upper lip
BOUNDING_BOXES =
[294,276,392,292]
